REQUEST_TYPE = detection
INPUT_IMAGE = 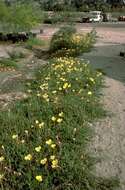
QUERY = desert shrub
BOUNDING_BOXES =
[49,25,76,52]
[49,26,96,57]
[0,56,119,190]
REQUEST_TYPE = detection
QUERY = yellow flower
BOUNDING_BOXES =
[35,175,43,182]
[51,159,58,169]
[24,154,32,161]
[0,174,4,181]
[57,118,63,123]
[52,90,57,94]
[21,140,25,144]
[25,130,28,134]
[46,139,53,145]
[0,156,4,162]
[40,158,47,165]
[35,120,39,124]
[88,91,92,95]
[42,93,49,99]
[35,146,41,152]
[63,82,68,89]
[37,93,41,97]
[51,116,56,122]
[59,87,62,91]
[89,77,94,82]
[51,144,56,149]
[58,112,64,117]
[50,155,55,160]
[12,134,18,139]
[38,122,44,128]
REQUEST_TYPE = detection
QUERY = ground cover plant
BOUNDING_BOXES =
[0,25,120,190]
[0,58,17,72]
[49,26,96,57]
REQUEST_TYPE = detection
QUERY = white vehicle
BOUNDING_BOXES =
[89,11,103,22]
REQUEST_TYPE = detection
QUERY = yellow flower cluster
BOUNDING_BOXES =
[35,120,45,129]
[72,34,82,44]
[24,154,32,161]
[51,112,64,124]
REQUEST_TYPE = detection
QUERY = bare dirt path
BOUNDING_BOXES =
[81,25,125,189]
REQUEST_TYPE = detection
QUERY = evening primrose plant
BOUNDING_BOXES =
[49,26,96,57]
[0,55,119,189]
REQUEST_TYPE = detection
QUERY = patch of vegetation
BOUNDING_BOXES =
[25,37,45,50]
[0,1,42,33]
[0,55,119,189]
[0,58,17,71]
[0,24,120,190]
[49,26,96,57]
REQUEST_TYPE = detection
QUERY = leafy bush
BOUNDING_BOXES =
[49,26,96,57]
[25,37,45,50]
[0,56,119,190]
[0,2,42,33]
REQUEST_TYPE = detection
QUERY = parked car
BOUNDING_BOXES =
[82,11,103,23]
[89,11,103,22]
[118,16,125,21]
[82,17,90,23]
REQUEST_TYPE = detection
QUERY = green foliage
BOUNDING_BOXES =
[0,55,117,190]
[50,26,96,57]
[0,58,17,69]
[0,2,42,33]
[25,37,45,50]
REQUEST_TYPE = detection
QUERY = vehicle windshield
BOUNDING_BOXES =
[90,13,98,18]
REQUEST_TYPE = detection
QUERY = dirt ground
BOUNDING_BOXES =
[0,45,46,109]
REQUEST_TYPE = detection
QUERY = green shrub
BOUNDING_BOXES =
[49,26,96,57]
[0,2,42,33]
[25,37,45,50]
[0,56,118,190]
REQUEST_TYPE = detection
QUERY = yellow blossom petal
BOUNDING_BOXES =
[24,154,32,161]
[12,134,18,139]
[40,158,47,165]
[50,155,55,160]
[35,146,41,152]
[58,112,64,117]
[51,116,56,122]
[46,139,53,145]
[35,175,43,182]
[57,118,63,123]
[51,144,56,149]
[0,156,4,162]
